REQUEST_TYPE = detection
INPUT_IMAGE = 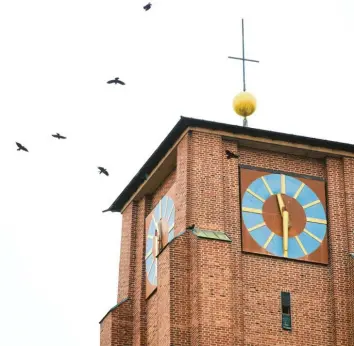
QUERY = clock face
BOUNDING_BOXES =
[240,167,328,264]
[145,184,175,298]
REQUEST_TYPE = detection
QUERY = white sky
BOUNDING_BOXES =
[0,0,353,345]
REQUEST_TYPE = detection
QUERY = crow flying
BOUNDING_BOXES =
[143,2,152,11]
[225,150,238,159]
[98,167,109,176]
[52,133,66,139]
[16,142,28,152]
[107,77,125,85]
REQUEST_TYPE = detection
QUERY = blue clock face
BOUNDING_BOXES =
[241,172,327,261]
[145,194,175,291]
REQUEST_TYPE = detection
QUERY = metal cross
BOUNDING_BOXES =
[228,19,259,92]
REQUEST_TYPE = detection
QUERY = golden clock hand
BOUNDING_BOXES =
[283,210,289,257]
[277,193,289,257]
[276,193,285,216]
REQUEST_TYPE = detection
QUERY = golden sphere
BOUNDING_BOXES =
[232,92,256,117]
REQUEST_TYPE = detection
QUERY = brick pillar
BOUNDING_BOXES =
[100,202,138,346]
[223,140,244,345]
[326,157,351,345]
[157,247,171,346]
[117,202,138,301]
[342,157,354,345]
[189,131,224,230]
[132,197,150,345]
[170,133,191,345]
[188,131,235,345]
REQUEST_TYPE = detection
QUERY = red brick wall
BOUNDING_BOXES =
[170,133,191,346]
[100,300,133,346]
[117,203,137,301]
[175,134,190,234]
[170,233,191,345]
[101,202,136,346]
[189,132,224,230]
[157,247,170,346]
[343,157,354,345]
[326,158,351,345]
[100,313,112,346]
[223,140,244,345]
[147,293,158,344]
[132,197,149,346]
[111,300,133,346]
[188,132,235,345]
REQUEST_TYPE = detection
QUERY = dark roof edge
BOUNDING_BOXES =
[98,297,129,324]
[105,116,354,213]
[105,116,188,213]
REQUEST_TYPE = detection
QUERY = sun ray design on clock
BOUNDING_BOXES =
[303,200,320,209]
[280,174,286,194]
[263,232,275,249]
[306,217,327,224]
[246,188,265,202]
[303,228,322,243]
[293,182,305,199]
[295,236,308,255]
[248,221,266,232]
[261,176,273,195]
[242,207,263,214]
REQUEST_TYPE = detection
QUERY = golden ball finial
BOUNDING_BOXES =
[232,91,256,117]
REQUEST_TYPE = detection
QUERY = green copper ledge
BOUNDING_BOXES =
[192,229,232,242]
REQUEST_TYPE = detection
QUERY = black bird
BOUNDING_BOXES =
[52,133,67,139]
[107,77,125,85]
[16,142,28,152]
[186,224,195,230]
[225,150,238,159]
[98,167,109,176]
[143,2,152,11]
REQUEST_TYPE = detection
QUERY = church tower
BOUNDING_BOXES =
[99,116,354,346]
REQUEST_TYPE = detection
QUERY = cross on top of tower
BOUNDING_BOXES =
[228,19,259,127]
[228,18,259,92]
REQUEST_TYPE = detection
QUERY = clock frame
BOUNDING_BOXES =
[240,166,328,264]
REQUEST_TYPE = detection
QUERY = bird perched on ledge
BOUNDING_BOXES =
[225,150,238,159]
[16,142,28,152]
[186,224,195,231]
[107,77,125,85]
[98,167,109,176]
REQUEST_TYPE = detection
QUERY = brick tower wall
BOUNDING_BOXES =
[100,128,354,346]
[180,130,353,346]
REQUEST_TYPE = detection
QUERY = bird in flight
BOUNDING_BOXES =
[225,150,238,159]
[52,133,66,139]
[143,2,152,11]
[98,167,109,176]
[16,142,29,152]
[107,77,125,85]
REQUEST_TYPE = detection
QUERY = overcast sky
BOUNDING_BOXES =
[1,1,353,345]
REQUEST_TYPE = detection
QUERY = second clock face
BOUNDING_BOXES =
[145,183,176,298]
[240,167,328,264]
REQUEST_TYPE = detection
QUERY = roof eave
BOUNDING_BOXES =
[104,116,354,213]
